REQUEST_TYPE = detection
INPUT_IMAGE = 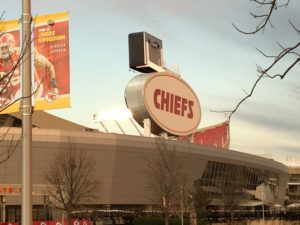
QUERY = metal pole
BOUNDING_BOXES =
[262,202,265,220]
[261,191,265,220]
[114,120,125,134]
[62,210,64,225]
[180,186,184,225]
[128,118,142,136]
[2,197,6,223]
[21,0,33,225]
[0,196,5,222]
[100,122,109,133]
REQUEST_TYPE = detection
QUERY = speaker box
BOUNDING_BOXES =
[128,32,164,73]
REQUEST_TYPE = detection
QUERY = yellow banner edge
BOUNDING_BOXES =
[34,11,69,25]
[34,97,71,111]
[0,19,19,32]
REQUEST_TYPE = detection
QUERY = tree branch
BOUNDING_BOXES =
[289,19,300,34]
[213,0,299,122]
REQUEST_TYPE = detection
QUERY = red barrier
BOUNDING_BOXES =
[33,220,91,225]
[0,223,19,225]
[0,220,91,225]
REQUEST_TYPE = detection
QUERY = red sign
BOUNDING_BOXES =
[0,186,22,194]
[180,121,230,149]
[32,220,91,225]
[0,219,91,225]
[153,89,194,119]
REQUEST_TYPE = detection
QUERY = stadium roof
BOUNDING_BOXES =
[0,111,90,131]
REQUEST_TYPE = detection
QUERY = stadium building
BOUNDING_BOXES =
[0,111,288,222]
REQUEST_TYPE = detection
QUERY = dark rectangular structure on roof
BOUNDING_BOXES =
[128,32,163,73]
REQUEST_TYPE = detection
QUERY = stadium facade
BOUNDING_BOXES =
[0,111,288,222]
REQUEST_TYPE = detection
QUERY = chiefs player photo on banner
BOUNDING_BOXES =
[34,11,70,110]
[0,19,21,114]
[0,11,70,114]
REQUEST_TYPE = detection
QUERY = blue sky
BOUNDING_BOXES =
[2,0,300,163]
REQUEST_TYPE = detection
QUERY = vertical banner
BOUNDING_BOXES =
[33,12,70,110]
[0,19,21,114]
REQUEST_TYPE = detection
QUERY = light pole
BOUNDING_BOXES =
[262,202,265,220]
[21,0,33,225]
[261,191,265,220]
[180,186,184,225]
[1,196,6,222]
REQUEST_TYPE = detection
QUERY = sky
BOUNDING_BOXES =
[2,0,300,164]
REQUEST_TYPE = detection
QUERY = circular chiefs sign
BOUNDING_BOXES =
[125,72,201,136]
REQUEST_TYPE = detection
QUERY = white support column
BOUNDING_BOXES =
[160,132,168,139]
[143,118,151,137]
[189,134,194,144]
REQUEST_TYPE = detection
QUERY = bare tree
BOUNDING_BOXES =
[217,0,300,121]
[0,127,21,164]
[0,12,29,164]
[189,179,211,225]
[145,138,187,225]
[44,147,100,225]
